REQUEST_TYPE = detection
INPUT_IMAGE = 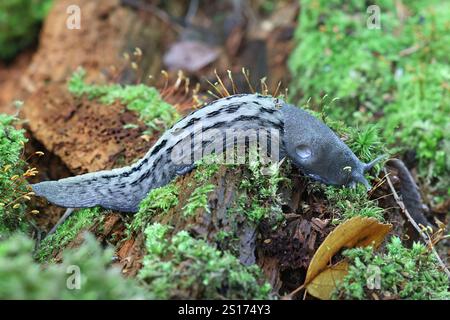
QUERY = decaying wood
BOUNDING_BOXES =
[23,84,155,174]
[152,166,262,265]
[40,160,331,297]
[146,166,332,295]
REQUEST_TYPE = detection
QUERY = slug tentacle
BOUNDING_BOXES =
[363,155,387,173]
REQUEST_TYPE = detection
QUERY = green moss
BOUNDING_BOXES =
[246,202,270,222]
[138,223,272,299]
[189,152,287,224]
[334,236,450,300]
[0,0,53,61]
[0,114,29,235]
[183,184,215,217]
[289,0,401,117]
[177,156,221,218]
[0,233,151,299]
[214,230,233,242]
[342,125,385,165]
[237,155,287,223]
[68,68,180,134]
[324,186,385,222]
[289,0,449,192]
[383,61,449,183]
[129,183,179,233]
[194,156,220,182]
[36,207,101,261]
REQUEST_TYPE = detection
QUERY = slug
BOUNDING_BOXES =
[32,94,383,212]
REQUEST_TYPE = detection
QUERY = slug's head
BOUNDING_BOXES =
[280,103,385,189]
[291,143,384,189]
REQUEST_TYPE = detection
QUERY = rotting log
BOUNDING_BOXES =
[42,164,334,297]
[34,156,336,297]
[23,83,155,174]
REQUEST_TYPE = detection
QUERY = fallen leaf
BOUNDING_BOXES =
[304,216,392,298]
[163,40,220,72]
[306,261,349,300]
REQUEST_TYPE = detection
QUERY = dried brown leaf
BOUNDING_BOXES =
[305,216,392,286]
[306,261,349,300]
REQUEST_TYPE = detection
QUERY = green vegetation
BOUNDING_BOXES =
[0,0,53,61]
[0,233,150,299]
[341,125,385,166]
[37,207,101,261]
[130,183,179,233]
[289,0,449,194]
[184,152,287,224]
[138,223,272,299]
[325,186,385,222]
[334,236,450,300]
[183,184,215,217]
[237,155,287,223]
[68,68,180,134]
[181,156,220,217]
[0,114,30,235]
[194,156,220,182]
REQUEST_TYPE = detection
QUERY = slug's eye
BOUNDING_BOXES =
[296,145,312,159]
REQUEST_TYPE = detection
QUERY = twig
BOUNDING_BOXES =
[387,158,431,228]
[29,220,43,254]
[45,208,75,239]
[384,168,450,280]
[282,284,305,300]
[399,44,421,57]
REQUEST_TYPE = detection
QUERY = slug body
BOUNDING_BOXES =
[32,94,381,212]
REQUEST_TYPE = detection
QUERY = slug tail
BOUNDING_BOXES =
[31,169,144,213]
[32,179,98,209]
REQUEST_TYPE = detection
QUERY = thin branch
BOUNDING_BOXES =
[282,284,304,300]
[45,208,75,239]
[384,168,450,280]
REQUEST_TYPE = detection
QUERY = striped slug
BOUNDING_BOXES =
[32,94,383,212]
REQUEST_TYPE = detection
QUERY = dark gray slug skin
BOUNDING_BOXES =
[32,94,383,212]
